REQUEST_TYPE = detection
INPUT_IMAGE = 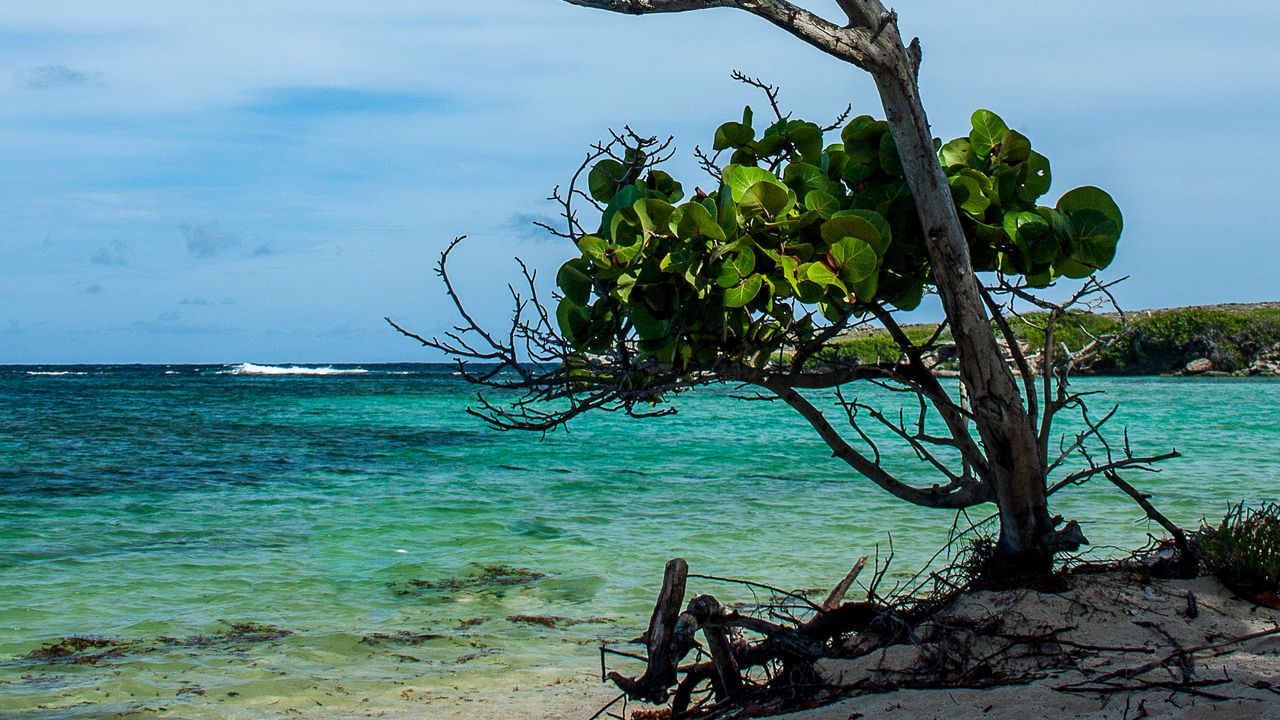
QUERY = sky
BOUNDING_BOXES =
[1,1,1277,364]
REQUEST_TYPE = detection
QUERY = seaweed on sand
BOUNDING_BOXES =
[22,621,294,666]
[24,636,131,665]
[390,563,546,597]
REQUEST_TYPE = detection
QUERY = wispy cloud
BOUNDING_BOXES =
[18,64,102,90]
[245,86,447,118]
[506,212,561,241]
[179,297,236,307]
[180,222,240,258]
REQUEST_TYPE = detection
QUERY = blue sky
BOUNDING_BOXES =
[2,1,1277,363]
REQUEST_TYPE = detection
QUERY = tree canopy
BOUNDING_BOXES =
[556,107,1123,373]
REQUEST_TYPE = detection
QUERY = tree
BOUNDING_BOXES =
[391,0,1175,581]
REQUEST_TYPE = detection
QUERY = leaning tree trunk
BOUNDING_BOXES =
[868,41,1058,576]
[557,0,1080,577]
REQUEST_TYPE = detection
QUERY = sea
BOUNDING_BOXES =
[1,364,1276,718]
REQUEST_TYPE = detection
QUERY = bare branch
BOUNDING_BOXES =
[558,0,882,68]
[766,382,989,508]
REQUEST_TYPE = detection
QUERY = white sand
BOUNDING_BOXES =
[779,571,1280,720]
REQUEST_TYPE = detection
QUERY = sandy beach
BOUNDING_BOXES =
[529,570,1280,720]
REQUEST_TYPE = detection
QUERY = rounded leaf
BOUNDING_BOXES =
[556,297,592,348]
[949,175,989,218]
[998,129,1031,164]
[1057,186,1123,235]
[1017,151,1052,202]
[830,209,892,254]
[939,138,973,169]
[588,159,628,203]
[633,198,675,237]
[714,121,754,151]
[576,235,611,267]
[969,109,1009,158]
[723,274,763,308]
[878,132,903,177]
[556,258,592,304]
[722,165,784,202]
[829,236,878,284]
[804,189,841,219]
[1068,208,1120,269]
[673,201,727,242]
[740,181,794,220]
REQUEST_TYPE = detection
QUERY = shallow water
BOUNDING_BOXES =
[1,365,1276,717]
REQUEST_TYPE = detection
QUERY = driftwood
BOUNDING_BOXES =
[604,557,885,715]
[606,558,690,703]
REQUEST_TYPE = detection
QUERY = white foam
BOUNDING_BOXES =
[223,363,368,376]
[26,371,88,376]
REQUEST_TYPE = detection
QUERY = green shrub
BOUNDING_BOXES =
[1195,502,1280,605]
[1092,307,1280,374]
[821,325,946,365]
[1004,311,1123,357]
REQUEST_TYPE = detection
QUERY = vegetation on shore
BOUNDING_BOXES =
[826,302,1280,376]
[1197,502,1280,609]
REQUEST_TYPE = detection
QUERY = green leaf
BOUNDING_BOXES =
[939,138,973,169]
[1057,186,1123,235]
[820,214,883,255]
[633,198,675,237]
[949,174,990,218]
[645,170,684,202]
[783,162,832,196]
[673,201,726,242]
[803,261,846,291]
[740,181,794,220]
[714,121,755,151]
[969,109,1009,158]
[804,189,841,219]
[1055,256,1096,280]
[588,159,628,203]
[828,236,878,284]
[785,121,824,163]
[1018,151,1052,202]
[600,184,644,238]
[889,281,924,311]
[849,273,879,303]
[830,209,892,255]
[841,115,888,148]
[998,129,1031,164]
[576,235,611,267]
[842,161,876,187]
[556,297,592,348]
[731,246,756,277]
[629,304,671,342]
[556,258,592,304]
[1003,211,1055,264]
[723,274,763,308]
[1068,208,1120,269]
[722,165,784,202]
[612,272,638,302]
[878,132,903,176]
[716,247,755,287]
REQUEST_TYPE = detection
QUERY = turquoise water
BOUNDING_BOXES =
[1,365,1277,718]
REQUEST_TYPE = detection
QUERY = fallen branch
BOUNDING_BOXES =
[822,556,869,611]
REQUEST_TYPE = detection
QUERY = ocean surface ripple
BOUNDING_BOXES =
[1,364,1276,717]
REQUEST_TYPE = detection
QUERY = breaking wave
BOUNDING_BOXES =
[223,363,369,376]
[26,371,89,377]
